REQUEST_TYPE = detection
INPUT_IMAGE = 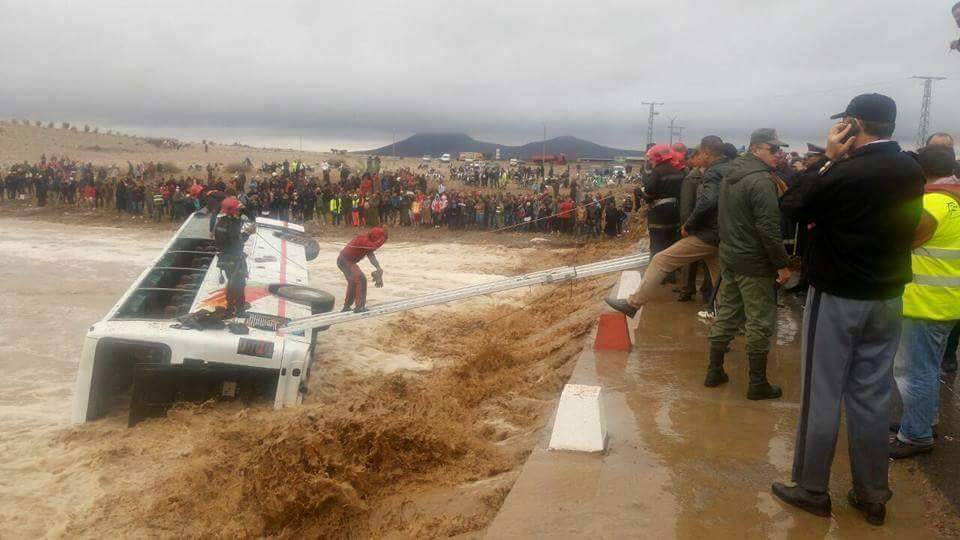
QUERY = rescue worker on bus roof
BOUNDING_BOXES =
[337,227,387,313]
[214,196,255,317]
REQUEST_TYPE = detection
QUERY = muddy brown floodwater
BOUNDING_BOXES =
[0,216,621,538]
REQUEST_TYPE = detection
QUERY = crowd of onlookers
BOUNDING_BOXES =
[0,155,638,239]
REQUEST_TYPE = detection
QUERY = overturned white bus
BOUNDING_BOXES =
[71,212,333,426]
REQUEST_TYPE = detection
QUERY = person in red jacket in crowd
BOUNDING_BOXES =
[338,227,387,312]
[558,197,575,234]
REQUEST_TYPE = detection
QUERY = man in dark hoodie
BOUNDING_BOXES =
[771,94,924,526]
[706,128,792,399]
[606,136,731,316]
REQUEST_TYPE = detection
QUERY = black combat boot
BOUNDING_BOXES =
[704,343,729,388]
[747,352,782,400]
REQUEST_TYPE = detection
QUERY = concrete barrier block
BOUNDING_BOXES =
[548,384,607,452]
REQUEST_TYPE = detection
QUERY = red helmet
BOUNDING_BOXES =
[221,196,240,216]
[646,144,675,166]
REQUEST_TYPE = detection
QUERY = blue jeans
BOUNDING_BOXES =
[894,317,955,444]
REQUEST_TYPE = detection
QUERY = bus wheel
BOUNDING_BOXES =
[273,231,321,261]
[268,284,335,315]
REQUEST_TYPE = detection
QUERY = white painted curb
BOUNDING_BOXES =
[613,270,643,329]
[614,270,643,301]
[548,384,607,452]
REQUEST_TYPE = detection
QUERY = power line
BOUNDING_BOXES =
[641,101,663,150]
[912,76,946,148]
[665,77,914,107]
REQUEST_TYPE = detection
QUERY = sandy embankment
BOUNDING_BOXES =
[0,216,634,537]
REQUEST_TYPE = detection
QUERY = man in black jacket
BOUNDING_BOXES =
[771,94,924,526]
[640,144,686,258]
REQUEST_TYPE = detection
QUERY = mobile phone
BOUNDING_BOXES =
[840,119,860,143]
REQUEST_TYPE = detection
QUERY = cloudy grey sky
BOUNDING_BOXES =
[2,0,959,150]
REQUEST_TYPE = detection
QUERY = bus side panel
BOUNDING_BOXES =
[71,337,99,423]
[274,340,308,408]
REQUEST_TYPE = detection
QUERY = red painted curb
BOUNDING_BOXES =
[593,312,632,351]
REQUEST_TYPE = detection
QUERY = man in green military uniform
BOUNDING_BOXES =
[705,128,792,399]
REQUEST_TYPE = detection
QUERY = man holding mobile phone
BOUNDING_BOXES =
[771,94,925,526]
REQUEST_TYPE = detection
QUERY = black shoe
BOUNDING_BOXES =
[848,489,885,526]
[340,305,352,312]
[677,292,694,302]
[771,482,831,517]
[889,438,933,460]
[605,298,638,318]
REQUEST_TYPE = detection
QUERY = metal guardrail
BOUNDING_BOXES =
[280,252,649,333]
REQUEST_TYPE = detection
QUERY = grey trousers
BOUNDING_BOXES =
[791,286,902,504]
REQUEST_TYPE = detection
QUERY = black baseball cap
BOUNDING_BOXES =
[830,93,897,123]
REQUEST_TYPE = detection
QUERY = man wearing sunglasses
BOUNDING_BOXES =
[705,128,792,398]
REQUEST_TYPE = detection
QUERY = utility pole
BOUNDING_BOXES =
[642,101,663,150]
[542,123,547,177]
[912,76,946,148]
[668,117,684,146]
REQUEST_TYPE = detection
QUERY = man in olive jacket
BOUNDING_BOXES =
[706,128,792,399]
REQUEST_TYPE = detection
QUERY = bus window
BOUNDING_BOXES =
[86,339,170,421]
[114,289,195,319]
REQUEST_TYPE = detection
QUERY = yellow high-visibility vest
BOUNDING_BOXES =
[903,192,960,320]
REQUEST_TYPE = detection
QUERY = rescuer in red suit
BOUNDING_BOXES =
[337,227,387,312]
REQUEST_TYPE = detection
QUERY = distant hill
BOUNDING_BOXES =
[359,133,643,160]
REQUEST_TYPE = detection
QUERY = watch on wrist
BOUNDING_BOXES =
[818,160,835,176]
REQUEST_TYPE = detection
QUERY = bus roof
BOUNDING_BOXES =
[103,212,311,329]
